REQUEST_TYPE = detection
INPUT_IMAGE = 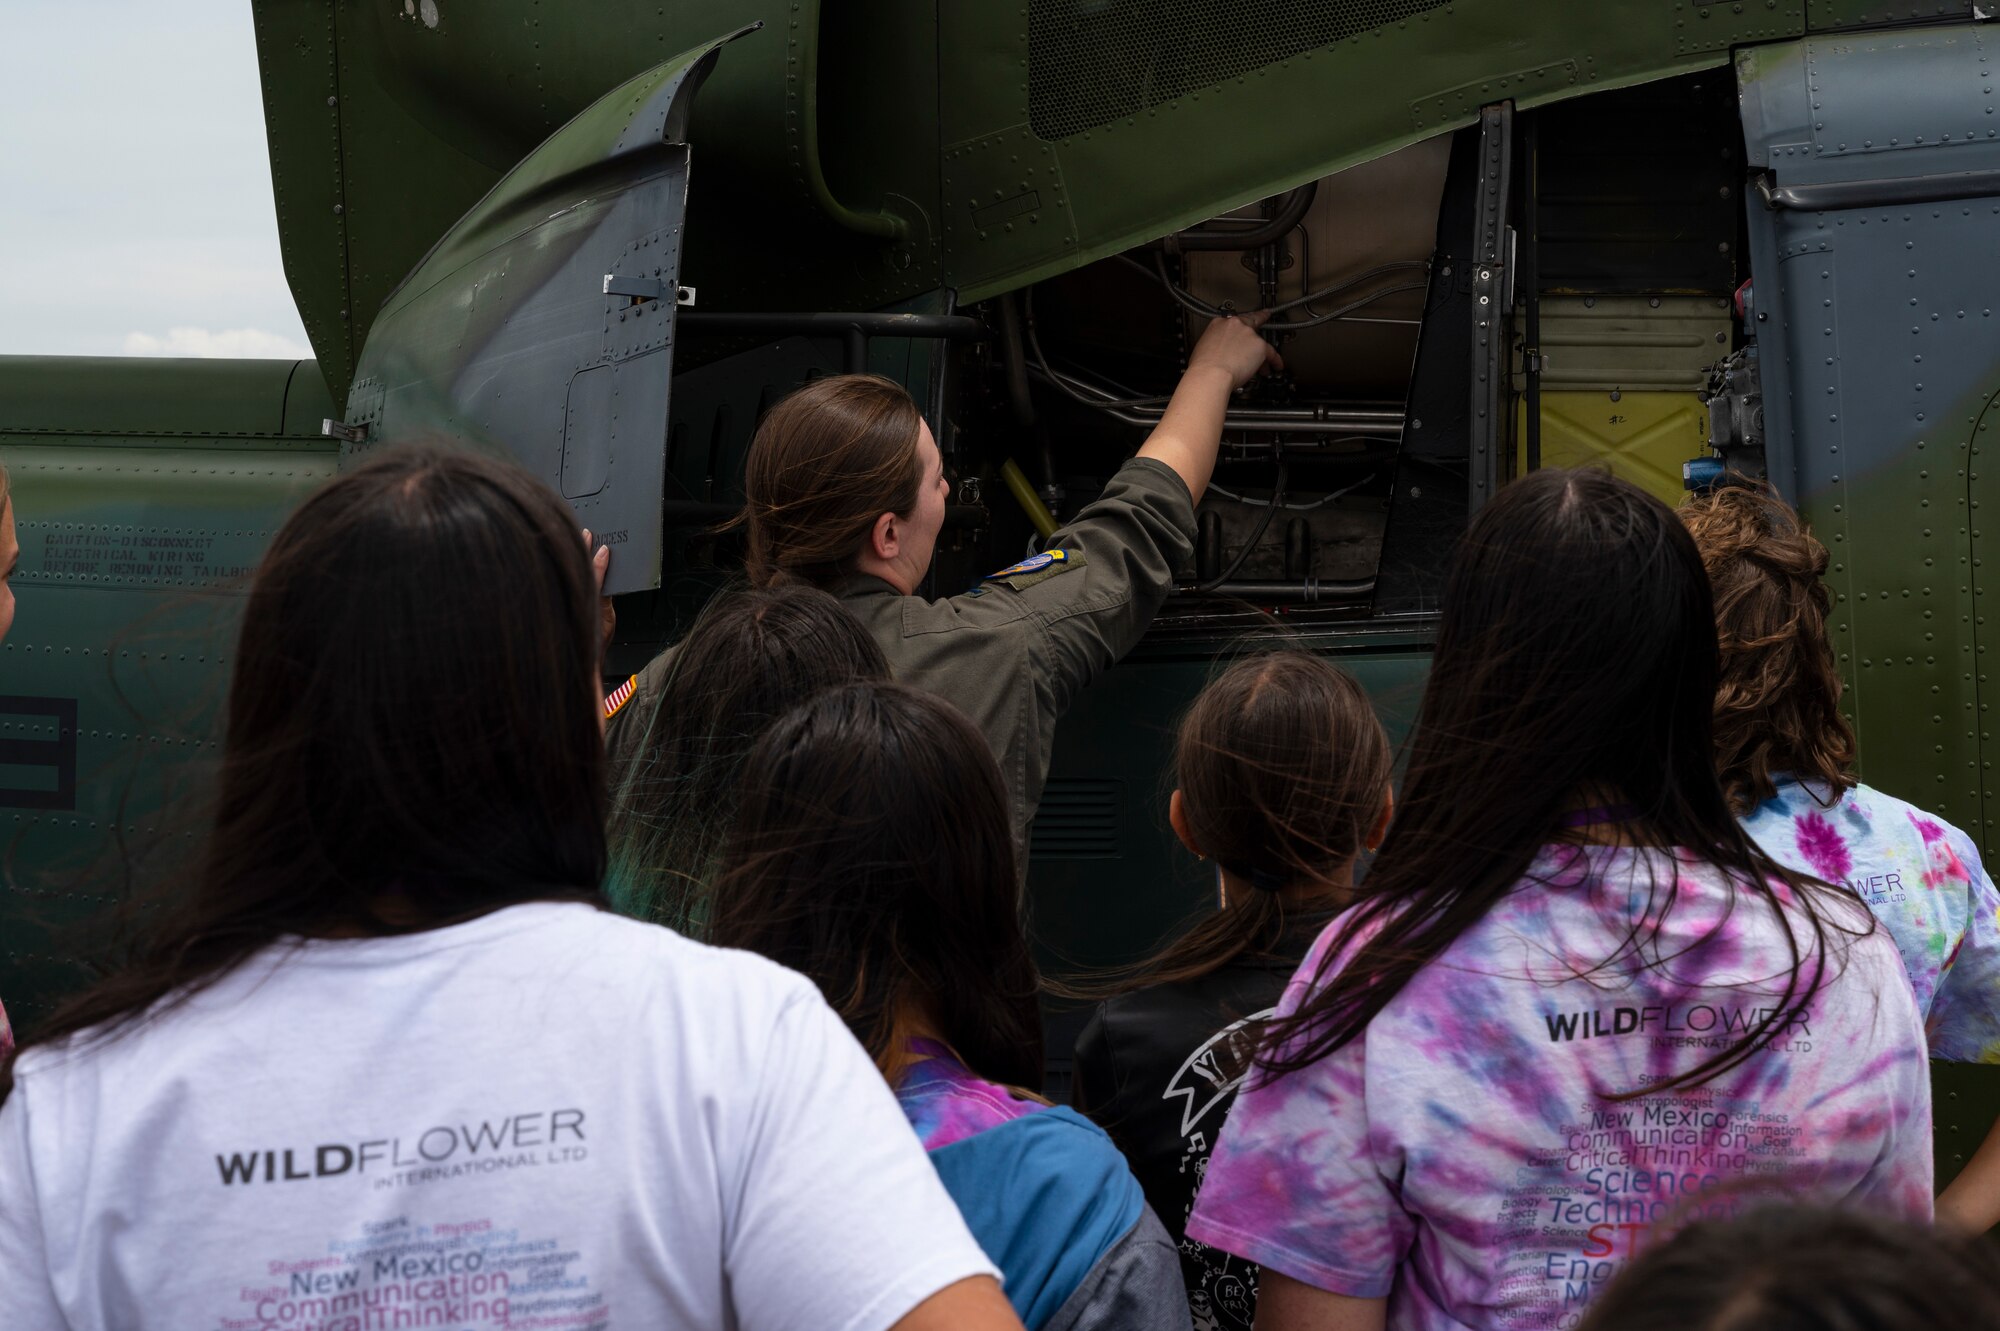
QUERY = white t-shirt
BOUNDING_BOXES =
[0,902,996,1331]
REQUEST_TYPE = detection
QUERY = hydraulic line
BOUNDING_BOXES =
[1208,466,1382,513]
[1196,455,1288,593]
[1000,457,1059,541]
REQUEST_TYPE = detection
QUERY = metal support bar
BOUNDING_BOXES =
[1522,112,1542,474]
[1468,103,1515,512]
[1754,168,2000,212]
[1173,577,1376,602]
[677,311,988,375]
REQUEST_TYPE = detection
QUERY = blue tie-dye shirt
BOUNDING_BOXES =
[1742,779,2000,1062]
[1188,844,1932,1331]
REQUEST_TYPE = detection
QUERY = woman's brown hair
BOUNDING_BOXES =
[741,375,925,589]
[1578,1204,2000,1330]
[709,682,1043,1090]
[3,444,607,1097]
[1134,652,1391,989]
[1678,481,1856,814]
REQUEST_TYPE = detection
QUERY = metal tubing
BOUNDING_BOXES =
[799,26,909,240]
[999,457,1059,540]
[677,312,988,340]
[1165,183,1319,252]
[996,292,1037,428]
[1754,168,2000,212]
[1175,578,1376,602]
[1523,113,1542,473]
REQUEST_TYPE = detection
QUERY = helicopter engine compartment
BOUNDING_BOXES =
[956,137,1450,625]
[620,71,1746,669]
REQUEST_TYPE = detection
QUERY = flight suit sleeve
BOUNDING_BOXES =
[997,456,1197,718]
[602,644,676,777]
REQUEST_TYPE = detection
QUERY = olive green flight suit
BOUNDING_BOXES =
[607,456,1197,858]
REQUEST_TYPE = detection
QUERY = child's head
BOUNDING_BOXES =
[709,682,1042,1091]
[1578,1205,2000,1330]
[1678,480,1854,813]
[1257,469,1825,1085]
[1172,651,1392,899]
[609,584,890,931]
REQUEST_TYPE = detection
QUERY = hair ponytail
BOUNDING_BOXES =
[740,376,924,589]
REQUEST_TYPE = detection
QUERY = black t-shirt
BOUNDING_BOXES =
[1070,915,1333,1331]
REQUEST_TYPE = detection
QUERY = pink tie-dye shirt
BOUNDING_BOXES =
[1186,844,1931,1331]
[1742,779,2000,1061]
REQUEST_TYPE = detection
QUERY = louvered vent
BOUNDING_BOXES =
[1028,0,1453,143]
[1029,776,1123,859]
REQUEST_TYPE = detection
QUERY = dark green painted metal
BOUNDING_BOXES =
[251,0,947,402]
[936,1,1803,303]
[0,357,338,1027]
[254,1,1824,402]
[1739,24,2000,1192]
[1808,0,1975,29]
[344,29,754,596]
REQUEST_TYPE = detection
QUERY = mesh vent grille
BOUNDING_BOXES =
[1029,777,1123,859]
[1028,0,1453,142]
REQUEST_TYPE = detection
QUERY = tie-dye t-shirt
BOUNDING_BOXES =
[899,1039,1046,1148]
[1186,844,1932,1331]
[1742,779,2000,1061]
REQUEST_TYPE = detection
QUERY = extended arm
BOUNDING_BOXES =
[1255,1271,1388,1331]
[888,1276,1024,1331]
[1936,1114,2000,1233]
[1136,313,1282,506]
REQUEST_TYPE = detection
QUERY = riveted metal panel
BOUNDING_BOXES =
[1743,31,2000,1186]
[1809,0,1976,30]
[345,34,751,597]
[1671,0,1808,56]
[0,383,337,1027]
[941,127,1082,292]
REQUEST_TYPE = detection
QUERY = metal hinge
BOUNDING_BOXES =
[321,419,369,444]
[602,275,697,305]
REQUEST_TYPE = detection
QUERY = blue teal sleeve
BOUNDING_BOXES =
[923,1107,1150,1329]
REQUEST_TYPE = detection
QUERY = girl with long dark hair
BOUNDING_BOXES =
[1071,652,1391,1331]
[0,446,1016,1331]
[1185,469,1931,1331]
[711,682,1191,1331]
[605,582,889,932]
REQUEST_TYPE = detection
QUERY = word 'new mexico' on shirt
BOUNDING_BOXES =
[1742,778,2000,1061]
[0,903,996,1331]
[1187,844,1932,1331]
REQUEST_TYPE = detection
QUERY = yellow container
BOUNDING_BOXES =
[1515,392,1708,507]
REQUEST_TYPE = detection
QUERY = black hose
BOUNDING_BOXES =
[1197,460,1288,593]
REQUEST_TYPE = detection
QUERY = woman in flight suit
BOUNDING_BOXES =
[607,314,1280,857]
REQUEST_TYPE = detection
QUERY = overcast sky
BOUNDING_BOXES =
[0,0,312,358]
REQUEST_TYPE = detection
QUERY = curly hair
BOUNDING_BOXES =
[1679,480,1855,814]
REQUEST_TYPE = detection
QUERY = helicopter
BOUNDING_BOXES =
[4,0,1998,1185]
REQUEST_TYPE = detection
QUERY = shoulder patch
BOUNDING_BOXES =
[988,549,1065,578]
[980,547,1083,591]
[602,676,638,721]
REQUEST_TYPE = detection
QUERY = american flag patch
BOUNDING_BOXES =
[602,676,638,721]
